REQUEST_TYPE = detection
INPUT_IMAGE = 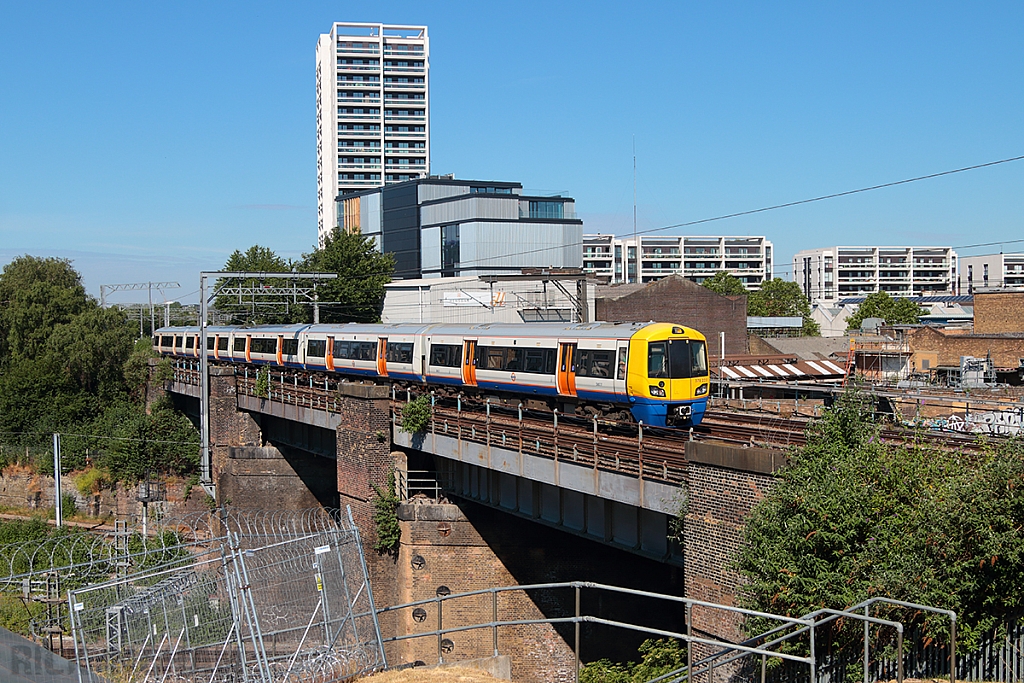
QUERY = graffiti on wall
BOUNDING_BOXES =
[934,409,1024,436]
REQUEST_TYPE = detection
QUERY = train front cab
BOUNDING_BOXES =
[626,324,709,427]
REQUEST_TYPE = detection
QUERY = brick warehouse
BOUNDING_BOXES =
[595,275,749,357]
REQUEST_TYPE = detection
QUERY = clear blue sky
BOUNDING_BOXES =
[2,1,1022,304]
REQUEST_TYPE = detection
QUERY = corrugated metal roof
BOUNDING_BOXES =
[712,358,846,381]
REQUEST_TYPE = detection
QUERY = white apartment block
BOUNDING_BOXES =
[958,253,1024,293]
[316,22,429,244]
[793,246,958,304]
[582,234,773,289]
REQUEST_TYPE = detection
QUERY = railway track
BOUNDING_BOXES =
[168,363,998,488]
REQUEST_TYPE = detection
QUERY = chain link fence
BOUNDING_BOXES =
[12,507,385,683]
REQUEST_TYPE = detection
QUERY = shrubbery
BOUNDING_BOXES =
[736,390,1024,650]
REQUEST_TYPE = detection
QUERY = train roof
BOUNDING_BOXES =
[154,321,705,341]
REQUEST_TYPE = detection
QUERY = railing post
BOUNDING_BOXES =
[553,409,559,462]
[492,589,499,657]
[574,584,581,683]
[437,596,444,664]
[592,415,598,465]
[864,605,870,683]
[686,602,692,683]
[949,614,956,683]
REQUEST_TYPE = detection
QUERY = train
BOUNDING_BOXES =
[153,321,710,428]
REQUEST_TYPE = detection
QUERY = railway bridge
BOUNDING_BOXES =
[162,359,791,562]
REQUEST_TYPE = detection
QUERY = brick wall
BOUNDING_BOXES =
[332,384,400,637]
[683,442,780,645]
[907,326,1024,370]
[596,276,748,356]
[973,291,1024,334]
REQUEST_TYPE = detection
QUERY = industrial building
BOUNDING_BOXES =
[583,234,773,289]
[959,252,1024,292]
[381,273,594,324]
[316,22,430,244]
[792,246,958,304]
[335,176,583,280]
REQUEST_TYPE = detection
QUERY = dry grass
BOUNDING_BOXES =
[359,666,506,683]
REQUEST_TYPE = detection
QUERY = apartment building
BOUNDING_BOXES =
[582,234,772,289]
[316,22,429,244]
[335,177,583,279]
[959,253,1024,293]
[793,246,957,304]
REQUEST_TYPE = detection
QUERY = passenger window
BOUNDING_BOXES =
[589,351,612,378]
[234,338,246,353]
[524,349,547,374]
[207,337,215,350]
[505,348,522,372]
[483,348,505,370]
[386,342,414,363]
[217,337,229,351]
[577,350,591,376]
[307,339,326,358]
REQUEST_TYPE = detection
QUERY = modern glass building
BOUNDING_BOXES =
[335,177,583,280]
[316,22,430,245]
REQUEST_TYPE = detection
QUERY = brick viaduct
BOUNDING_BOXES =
[163,365,783,682]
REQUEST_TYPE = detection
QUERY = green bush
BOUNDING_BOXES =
[74,467,109,496]
[736,389,1024,651]
[580,639,686,683]
[371,470,401,556]
[255,367,270,398]
[400,395,431,434]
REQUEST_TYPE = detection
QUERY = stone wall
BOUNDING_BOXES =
[0,467,210,522]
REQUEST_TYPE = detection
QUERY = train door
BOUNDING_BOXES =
[276,335,284,366]
[614,341,629,397]
[462,339,477,386]
[377,337,388,377]
[557,342,578,397]
[326,336,335,371]
[244,335,252,363]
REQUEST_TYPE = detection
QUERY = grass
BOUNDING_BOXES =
[360,666,506,683]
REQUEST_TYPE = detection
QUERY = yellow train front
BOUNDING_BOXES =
[622,323,710,427]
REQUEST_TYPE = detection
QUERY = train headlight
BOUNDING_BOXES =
[695,383,709,396]
[649,385,666,397]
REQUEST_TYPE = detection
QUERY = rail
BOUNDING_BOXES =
[165,361,995,475]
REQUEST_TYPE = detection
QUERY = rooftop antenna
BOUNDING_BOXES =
[632,135,637,283]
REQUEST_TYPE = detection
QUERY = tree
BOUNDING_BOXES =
[748,278,820,336]
[735,390,1024,652]
[844,291,925,331]
[300,228,395,323]
[701,271,747,296]
[0,256,90,363]
[213,245,296,324]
